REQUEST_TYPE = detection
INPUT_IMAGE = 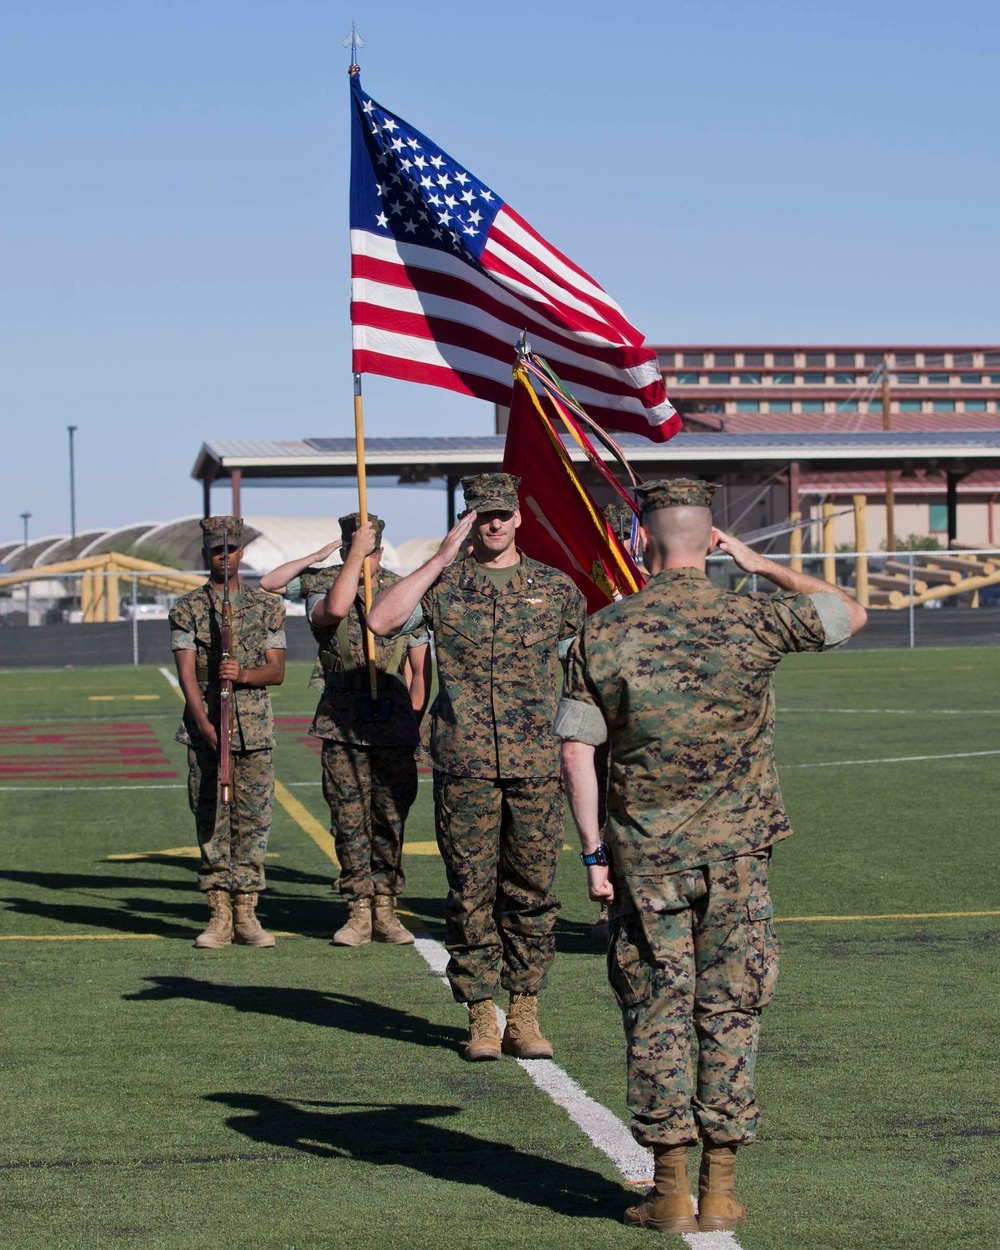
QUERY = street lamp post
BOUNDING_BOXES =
[20,511,31,625]
[67,425,78,542]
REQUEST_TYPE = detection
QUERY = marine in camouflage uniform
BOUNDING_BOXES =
[169,516,287,949]
[304,514,430,946]
[367,473,585,1061]
[557,478,865,1233]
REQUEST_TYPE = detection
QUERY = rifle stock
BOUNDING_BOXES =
[218,535,235,805]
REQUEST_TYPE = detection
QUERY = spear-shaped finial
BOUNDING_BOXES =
[343,22,364,76]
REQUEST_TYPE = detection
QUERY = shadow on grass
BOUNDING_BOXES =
[1,895,196,937]
[397,894,446,924]
[0,868,197,893]
[125,977,467,1049]
[0,865,340,938]
[205,1093,628,1219]
[1,862,335,892]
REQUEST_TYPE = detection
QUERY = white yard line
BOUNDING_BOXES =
[158,666,180,688]
[413,937,652,1184]
[785,748,1000,769]
[412,935,747,1250]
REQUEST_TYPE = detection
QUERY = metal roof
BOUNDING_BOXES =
[193,430,1000,485]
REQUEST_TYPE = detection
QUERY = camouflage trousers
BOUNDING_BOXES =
[321,742,418,898]
[187,746,273,893]
[608,851,778,1147]
[433,772,563,1003]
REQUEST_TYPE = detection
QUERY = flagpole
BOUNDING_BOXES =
[344,29,378,708]
[353,371,380,706]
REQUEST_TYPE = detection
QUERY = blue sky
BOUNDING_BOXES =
[2,0,998,547]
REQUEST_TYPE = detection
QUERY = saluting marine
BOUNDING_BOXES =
[557,478,867,1234]
[367,473,585,1062]
[169,516,286,949]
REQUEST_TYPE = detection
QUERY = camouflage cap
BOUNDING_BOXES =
[461,472,521,514]
[339,512,385,546]
[200,516,244,548]
[634,478,719,514]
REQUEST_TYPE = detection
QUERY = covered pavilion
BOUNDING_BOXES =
[191,431,1000,549]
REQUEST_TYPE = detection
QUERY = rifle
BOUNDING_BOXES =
[218,534,235,805]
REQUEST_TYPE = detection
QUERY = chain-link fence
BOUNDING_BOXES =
[1,555,998,667]
[0,571,315,668]
[705,549,1000,650]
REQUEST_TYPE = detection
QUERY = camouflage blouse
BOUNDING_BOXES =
[558,568,850,872]
[418,553,585,779]
[169,583,286,751]
[306,567,428,749]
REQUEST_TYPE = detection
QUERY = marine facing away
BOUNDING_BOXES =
[556,478,867,1234]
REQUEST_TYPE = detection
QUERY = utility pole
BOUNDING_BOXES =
[881,356,895,554]
[68,425,78,542]
[20,511,31,624]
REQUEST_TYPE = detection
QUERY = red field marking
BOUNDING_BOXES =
[0,765,177,775]
[274,715,322,755]
[0,722,178,781]
[0,723,159,730]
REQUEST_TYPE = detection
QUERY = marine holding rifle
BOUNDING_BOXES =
[169,516,286,949]
[297,513,431,947]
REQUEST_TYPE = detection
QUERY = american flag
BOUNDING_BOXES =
[349,75,680,442]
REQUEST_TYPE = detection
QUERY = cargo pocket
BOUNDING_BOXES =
[739,893,779,1009]
[607,914,652,1010]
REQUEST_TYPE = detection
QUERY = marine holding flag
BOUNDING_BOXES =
[349,73,680,442]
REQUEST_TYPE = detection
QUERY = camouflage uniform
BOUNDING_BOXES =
[306,557,428,900]
[283,565,338,693]
[170,579,286,893]
[556,478,852,1147]
[409,475,586,1003]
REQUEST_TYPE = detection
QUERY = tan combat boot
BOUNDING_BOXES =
[698,1142,747,1232]
[372,895,415,945]
[623,1144,698,1235]
[464,998,502,1062]
[501,992,554,1059]
[332,897,373,947]
[193,889,233,949]
[232,892,276,947]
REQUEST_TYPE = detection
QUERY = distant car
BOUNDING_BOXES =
[979,582,1000,608]
[120,600,170,620]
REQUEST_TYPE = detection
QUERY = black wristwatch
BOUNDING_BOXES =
[580,842,612,867]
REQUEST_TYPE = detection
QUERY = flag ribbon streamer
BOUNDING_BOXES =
[503,363,645,611]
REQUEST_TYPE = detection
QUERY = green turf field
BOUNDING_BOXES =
[1,651,998,1249]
